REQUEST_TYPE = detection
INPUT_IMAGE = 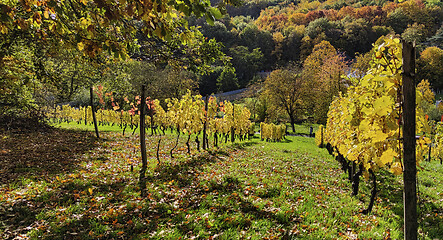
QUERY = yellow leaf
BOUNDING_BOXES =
[88,188,93,195]
[390,162,403,175]
[78,42,84,51]
[80,18,88,27]
[380,148,397,165]
[373,96,392,116]
[44,11,49,19]
[372,131,388,143]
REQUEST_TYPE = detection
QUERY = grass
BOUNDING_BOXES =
[0,123,442,239]
[51,120,126,132]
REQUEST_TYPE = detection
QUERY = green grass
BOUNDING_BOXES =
[51,121,126,132]
[1,125,442,239]
[286,123,322,135]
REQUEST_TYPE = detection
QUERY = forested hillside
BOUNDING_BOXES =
[196,0,443,94]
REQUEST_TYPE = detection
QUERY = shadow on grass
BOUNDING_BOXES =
[146,150,228,187]
[0,126,102,239]
[0,178,134,240]
[356,169,442,239]
[230,141,258,150]
[0,128,99,185]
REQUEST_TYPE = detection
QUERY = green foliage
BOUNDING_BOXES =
[228,46,264,87]
[0,47,36,114]
[217,65,239,92]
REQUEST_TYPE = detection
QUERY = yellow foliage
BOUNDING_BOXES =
[323,36,432,175]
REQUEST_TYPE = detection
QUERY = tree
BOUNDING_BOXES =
[386,8,412,34]
[238,24,274,69]
[217,64,239,92]
[417,46,443,91]
[0,0,225,59]
[427,24,443,48]
[261,67,309,132]
[351,51,373,81]
[303,40,348,123]
[198,66,224,95]
[0,0,229,116]
[402,23,428,44]
[228,46,264,87]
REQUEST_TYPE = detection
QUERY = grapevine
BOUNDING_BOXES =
[323,36,432,213]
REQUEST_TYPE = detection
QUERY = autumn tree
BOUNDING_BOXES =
[302,40,348,123]
[0,0,230,115]
[350,51,373,81]
[261,67,309,132]
[417,46,443,91]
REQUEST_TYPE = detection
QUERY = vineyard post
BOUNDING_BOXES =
[402,40,417,240]
[139,84,148,197]
[53,105,57,123]
[203,95,209,150]
[90,87,100,138]
[231,104,235,143]
[320,126,324,148]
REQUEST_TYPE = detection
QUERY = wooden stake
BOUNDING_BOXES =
[139,85,148,197]
[402,40,417,240]
[90,87,99,138]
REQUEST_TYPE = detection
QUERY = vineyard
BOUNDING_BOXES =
[1,0,443,238]
[312,36,443,237]
[44,90,254,153]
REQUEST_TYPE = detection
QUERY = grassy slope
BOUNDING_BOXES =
[0,123,442,239]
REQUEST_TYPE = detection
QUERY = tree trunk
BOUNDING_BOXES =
[290,115,295,133]
[195,134,200,151]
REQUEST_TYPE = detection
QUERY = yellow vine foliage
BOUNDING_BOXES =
[324,36,432,175]
[45,90,252,140]
[260,122,286,142]
[314,125,325,147]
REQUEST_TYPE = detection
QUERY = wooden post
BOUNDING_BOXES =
[320,126,324,148]
[202,95,209,150]
[402,40,417,240]
[139,85,148,197]
[90,87,99,138]
[231,104,235,143]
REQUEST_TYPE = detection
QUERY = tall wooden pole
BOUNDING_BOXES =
[231,104,235,143]
[402,40,417,240]
[139,85,148,197]
[202,95,209,150]
[90,87,99,138]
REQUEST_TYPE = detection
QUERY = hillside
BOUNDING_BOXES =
[197,0,443,94]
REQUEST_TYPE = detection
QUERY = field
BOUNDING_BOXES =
[0,123,442,239]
